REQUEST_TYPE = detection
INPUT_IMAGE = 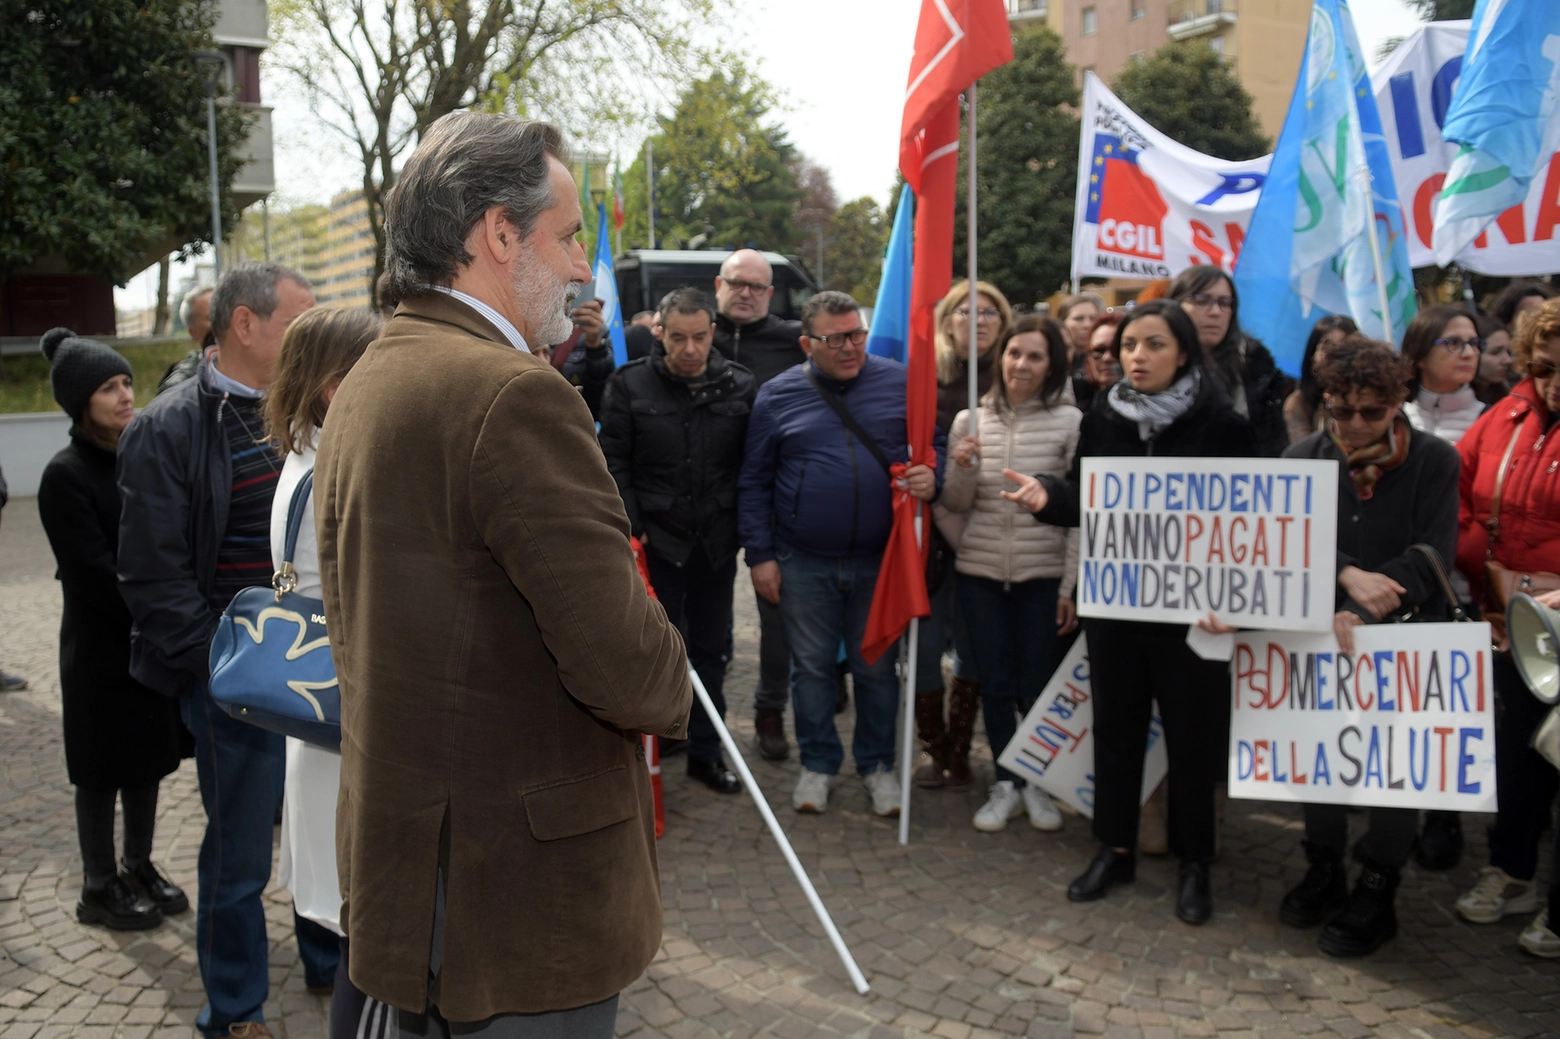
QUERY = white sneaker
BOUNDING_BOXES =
[792,770,832,813]
[973,780,1024,832]
[1519,910,1560,958]
[862,769,902,817]
[1455,866,1539,923]
[1022,785,1063,832]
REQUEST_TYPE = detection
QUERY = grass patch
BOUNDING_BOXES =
[0,338,196,415]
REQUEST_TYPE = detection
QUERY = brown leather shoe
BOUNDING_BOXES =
[913,690,948,788]
[227,1023,275,1038]
[944,676,980,790]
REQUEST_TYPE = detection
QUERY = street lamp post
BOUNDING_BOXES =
[194,51,226,278]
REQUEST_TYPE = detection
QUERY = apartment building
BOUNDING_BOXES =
[313,192,376,308]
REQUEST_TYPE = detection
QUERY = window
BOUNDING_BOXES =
[1209,35,1224,53]
[1131,5,1145,18]
[1081,5,1097,34]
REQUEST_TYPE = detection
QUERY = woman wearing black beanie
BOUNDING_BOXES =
[35,328,188,930]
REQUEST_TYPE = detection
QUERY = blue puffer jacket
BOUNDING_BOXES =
[739,355,946,563]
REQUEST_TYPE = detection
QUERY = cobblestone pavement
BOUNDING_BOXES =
[1,497,1557,1039]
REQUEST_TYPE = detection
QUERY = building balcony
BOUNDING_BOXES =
[231,103,274,210]
[1006,0,1048,24]
[1167,0,1237,40]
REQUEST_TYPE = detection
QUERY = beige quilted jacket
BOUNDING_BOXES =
[941,396,1082,597]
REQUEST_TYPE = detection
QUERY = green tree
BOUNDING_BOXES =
[952,25,1080,306]
[1112,42,1271,161]
[0,0,251,282]
[825,198,889,302]
[618,68,804,252]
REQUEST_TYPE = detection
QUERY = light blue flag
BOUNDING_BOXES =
[1234,0,1416,377]
[1432,0,1560,265]
[593,201,628,366]
[867,189,915,363]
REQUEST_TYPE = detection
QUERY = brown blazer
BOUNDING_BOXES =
[315,291,692,1021]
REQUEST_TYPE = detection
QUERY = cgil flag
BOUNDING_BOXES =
[1431,0,1560,265]
[593,201,628,366]
[867,189,916,363]
[1234,0,1416,377]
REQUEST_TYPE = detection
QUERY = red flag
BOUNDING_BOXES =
[861,0,1012,665]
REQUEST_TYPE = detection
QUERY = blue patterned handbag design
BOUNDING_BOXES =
[209,471,341,749]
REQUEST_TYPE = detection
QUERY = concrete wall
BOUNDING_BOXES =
[0,413,73,498]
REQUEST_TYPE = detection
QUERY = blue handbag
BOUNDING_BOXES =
[208,471,341,750]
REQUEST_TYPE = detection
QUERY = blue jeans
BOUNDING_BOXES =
[182,686,338,1035]
[775,547,900,776]
[957,576,1062,785]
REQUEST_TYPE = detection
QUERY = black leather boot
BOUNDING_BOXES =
[1319,864,1399,957]
[124,859,189,915]
[1067,846,1136,902]
[1280,840,1349,927]
[754,708,789,762]
[1415,812,1463,870]
[687,757,741,794]
[1176,861,1212,925]
[77,875,162,931]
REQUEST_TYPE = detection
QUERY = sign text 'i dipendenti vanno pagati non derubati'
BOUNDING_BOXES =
[1075,457,1338,630]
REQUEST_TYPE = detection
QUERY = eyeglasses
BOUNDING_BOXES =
[720,277,771,296]
[1526,359,1559,379]
[1433,336,1485,354]
[807,327,868,350]
[1185,293,1235,313]
[953,307,1001,322]
[1325,400,1391,422]
[1087,347,1114,360]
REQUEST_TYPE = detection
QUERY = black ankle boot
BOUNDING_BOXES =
[1176,861,1212,925]
[1280,840,1349,927]
[77,875,162,931]
[124,859,189,915]
[1415,812,1463,870]
[1319,864,1399,957]
[1067,846,1135,902]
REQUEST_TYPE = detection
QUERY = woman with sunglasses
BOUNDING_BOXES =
[1003,300,1257,924]
[1400,304,1487,447]
[1070,311,1122,412]
[1278,336,1460,957]
[1282,315,1359,445]
[912,281,1014,789]
[1450,297,1560,958]
[1168,265,1294,457]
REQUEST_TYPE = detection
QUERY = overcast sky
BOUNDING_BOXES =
[116,0,1426,310]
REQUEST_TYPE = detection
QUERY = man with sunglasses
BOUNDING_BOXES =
[713,249,809,761]
[737,291,945,817]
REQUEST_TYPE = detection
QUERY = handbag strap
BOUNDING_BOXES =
[1409,543,1470,623]
[1485,421,1525,555]
[273,470,314,598]
[804,364,896,475]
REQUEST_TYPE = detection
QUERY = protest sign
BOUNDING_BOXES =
[1374,22,1560,277]
[996,635,1167,818]
[1075,457,1338,631]
[1071,73,1271,282]
[1228,623,1497,813]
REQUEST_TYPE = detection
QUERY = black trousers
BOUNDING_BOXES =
[1085,619,1230,863]
[1489,653,1560,881]
[754,593,791,713]
[75,782,158,887]
[646,544,736,763]
[1303,804,1418,868]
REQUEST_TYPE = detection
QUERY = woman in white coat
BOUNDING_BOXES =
[264,306,393,1039]
[940,315,1082,834]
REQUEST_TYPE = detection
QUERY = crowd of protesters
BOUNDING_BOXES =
[12,111,1560,1038]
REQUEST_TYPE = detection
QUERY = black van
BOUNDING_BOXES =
[615,250,818,321]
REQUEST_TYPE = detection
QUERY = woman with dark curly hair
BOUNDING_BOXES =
[1278,336,1460,958]
[1282,315,1358,444]
[1489,279,1556,333]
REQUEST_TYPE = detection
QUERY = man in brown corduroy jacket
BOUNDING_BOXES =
[315,111,692,1037]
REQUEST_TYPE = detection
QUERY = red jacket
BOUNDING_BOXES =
[1456,379,1560,598]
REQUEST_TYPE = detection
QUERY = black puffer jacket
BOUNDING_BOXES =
[1237,338,1294,458]
[599,346,758,568]
[1035,371,1259,528]
[713,312,805,387]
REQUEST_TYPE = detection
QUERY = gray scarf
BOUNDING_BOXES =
[1107,368,1202,441]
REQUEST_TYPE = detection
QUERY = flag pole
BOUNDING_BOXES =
[966,80,980,438]
[899,505,922,847]
[646,140,657,249]
[1358,164,1394,343]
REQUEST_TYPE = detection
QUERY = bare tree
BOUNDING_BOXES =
[793,157,838,283]
[271,0,716,288]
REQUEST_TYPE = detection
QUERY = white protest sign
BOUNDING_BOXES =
[1228,623,1497,812]
[996,635,1167,819]
[1076,458,1338,631]
[1072,73,1272,282]
[1374,22,1560,277]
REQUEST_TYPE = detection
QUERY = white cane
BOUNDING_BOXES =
[685,668,871,995]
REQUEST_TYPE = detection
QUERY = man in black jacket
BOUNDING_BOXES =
[712,249,806,760]
[600,287,757,793]
[117,262,338,1037]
